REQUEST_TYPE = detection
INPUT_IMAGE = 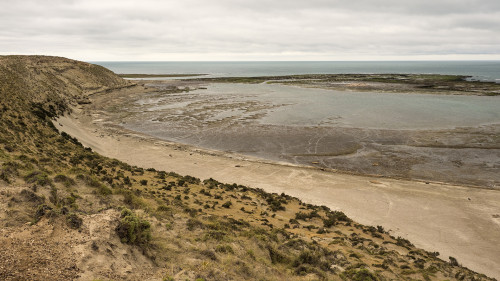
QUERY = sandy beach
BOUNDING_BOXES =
[56,99,500,279]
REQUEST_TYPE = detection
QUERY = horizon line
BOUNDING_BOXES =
[89,59,500,62]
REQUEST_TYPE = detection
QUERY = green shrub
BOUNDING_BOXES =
[101,175,113,184]
[293,250,320,267]
[97,184,112,196]
[82,175,104,189]
[54,174,76,187]
[20,189,44,204]
[121,190,146,209]
[187,218,204,231]
[157,205,171,212]
[204,230,227,241]
[156,171,166,179]
[200,249,217,261]
[49,186,59,205]
[123,176,131,186]
[396,236,414,248]
[0,170,10,183]
[294,264,314,276]
[317,227,326,234]
[328,210,350,222]
[376,225,385,233]
[215,244,234,254]
[34,204,53,222]
[203,177,220,189]
[24,170,52,186]
[184,207,197,217]
[267,245,288,264]
[181,175,200,184]
[266,196,286,212]
[66,213,83,229]
[342,268,379,281]
[1,161,20,183]
[222,201,232,208]
[116,208,151,246]
[323,217,336,228]
[295,210,320,221]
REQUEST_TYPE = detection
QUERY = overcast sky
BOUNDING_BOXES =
[1,0,499,61]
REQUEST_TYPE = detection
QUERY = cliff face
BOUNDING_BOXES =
[0,56,496,281]
[0,55,130,155]
[0,55,130,114]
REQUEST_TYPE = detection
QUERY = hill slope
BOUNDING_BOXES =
[0,55,495,281]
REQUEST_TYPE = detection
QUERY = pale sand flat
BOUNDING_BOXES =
[56,114,500,279]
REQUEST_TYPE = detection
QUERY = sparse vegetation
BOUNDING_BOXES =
[0,56,495,281]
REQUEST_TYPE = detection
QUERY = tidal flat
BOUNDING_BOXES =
[100,77,500,188]
[56,74,500,278]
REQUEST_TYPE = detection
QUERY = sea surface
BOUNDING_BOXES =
[94,61,500,82]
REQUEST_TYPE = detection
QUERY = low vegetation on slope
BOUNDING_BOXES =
[0,56,495,280]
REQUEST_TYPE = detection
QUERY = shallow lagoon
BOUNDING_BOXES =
[192,83,500,129]
[122,82,500,187]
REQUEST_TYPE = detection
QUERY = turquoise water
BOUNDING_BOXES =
[93,61,500,82]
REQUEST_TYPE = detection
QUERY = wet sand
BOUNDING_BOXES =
[56,106,500,279]
[106,81,500,187]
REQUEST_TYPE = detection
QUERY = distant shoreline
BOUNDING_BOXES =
[118,73,207,78]
[94,60,500,83]
[187,73,500,96]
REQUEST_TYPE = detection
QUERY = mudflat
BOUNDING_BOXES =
[56,82,500,279]
[98,80,499,187]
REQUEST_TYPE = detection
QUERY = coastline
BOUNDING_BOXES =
[3,55,497,280]
[56,105,500,279]
[104,79,500,187]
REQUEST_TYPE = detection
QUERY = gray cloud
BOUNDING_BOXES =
[0,0,499,60]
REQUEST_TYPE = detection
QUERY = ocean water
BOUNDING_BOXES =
[93,61,500,82]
